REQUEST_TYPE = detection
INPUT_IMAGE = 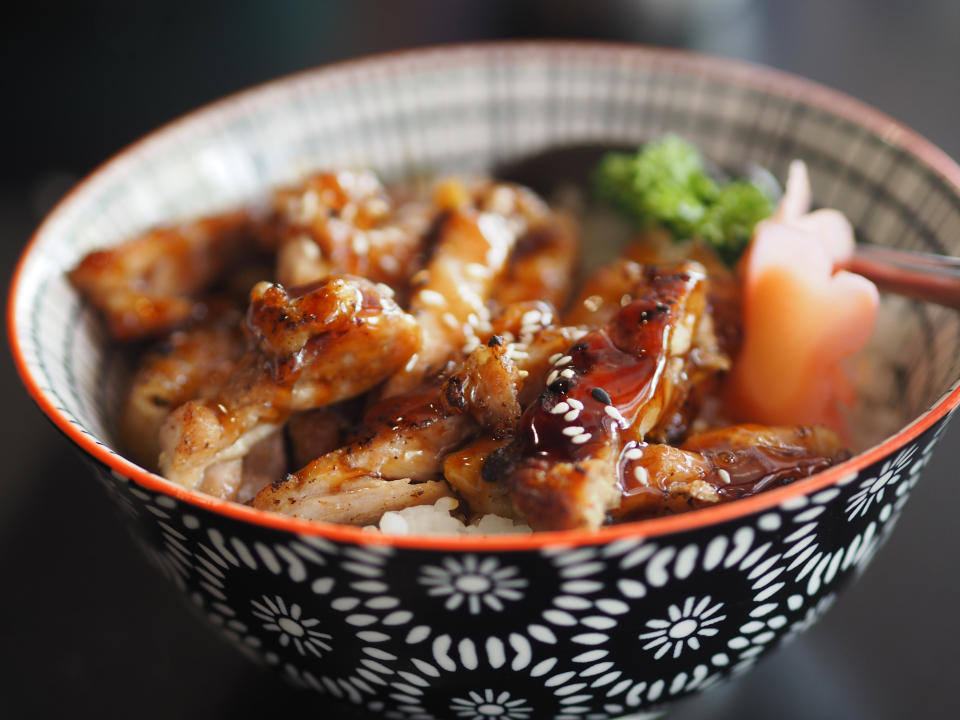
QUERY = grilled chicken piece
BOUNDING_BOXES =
[485,302,590,406]
[158,277,419,490]
[198,428,288,502]
[565,240,735,445]
[286,403,360,470]
[441,339,523,438]
[252,385,468,521]
[382,181,546,396]
[488,262,712,530]
[119,303,246,469]
[253,316,573,523]
[253,340,523,521]
[623,234,743,358]
[69,210,262,341]
[444,437,517,519]
[611,425,848,520]
[268,478,454,526]
[235,429,287,502]
[437,320,596,522]
[493,211,579,310]
[272,170,433,291]
[645,300,731,444]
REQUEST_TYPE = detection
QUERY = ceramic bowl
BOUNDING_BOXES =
[10,42,960,720]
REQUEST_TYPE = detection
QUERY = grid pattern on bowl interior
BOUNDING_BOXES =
[12,43,960,456]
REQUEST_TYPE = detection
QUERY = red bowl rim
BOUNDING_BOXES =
[9,39,960,551]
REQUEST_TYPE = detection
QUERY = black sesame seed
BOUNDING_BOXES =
[638,310,650,323]
[571,342,588,353]
[591,387,612,405]
[487,334,504,347]
[655,302,669,313]
[549,378,572,394]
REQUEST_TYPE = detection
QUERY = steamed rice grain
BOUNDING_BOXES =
[366,497,532,535]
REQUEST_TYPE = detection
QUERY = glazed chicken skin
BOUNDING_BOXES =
[68,210,262,341]
[486,262,713,531]
[158,276,419,494]
[612,424,848,520]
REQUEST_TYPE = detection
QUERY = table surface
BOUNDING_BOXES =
[2,2,959,718]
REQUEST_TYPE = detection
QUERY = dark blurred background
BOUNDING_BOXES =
[2,1,959,718]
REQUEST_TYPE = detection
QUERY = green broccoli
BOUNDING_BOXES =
[698,180,774,265]
[593,135,773,265]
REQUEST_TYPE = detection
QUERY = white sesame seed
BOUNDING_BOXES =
[546,369,560,386]
[717,469,732,485]
[461,331,482,354]
[404,353,419,372]
[563,409,581,422]
[562,426,585,436]
[442,312,459,329]
[465,263,492,279]
[365,197,390,217]
[554,354,573,367]
[583,295,603,312]
[300,189,320,222]
[571,433,592,445]
[604,405,626,424]
[560,368,576,379]
[419,289,446,307]
[467,312,480,327]
[620,294,633,307]
[624,447,644,460]
[567,398,584,410]
[375,282,395,298]
[378,254,400,274]
[351,232,370,255]
[633,465,650,485]
[518,370,529,378]
[550,402,570,415]
[548,352,563,365]
[521,310,542,326]
[294,234,320,259]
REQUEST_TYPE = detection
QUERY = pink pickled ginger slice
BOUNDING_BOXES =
[725,161,878,433]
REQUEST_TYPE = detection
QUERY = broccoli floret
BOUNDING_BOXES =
[698,181,774,266]
[593,134,719,237]
[593,135,773,265]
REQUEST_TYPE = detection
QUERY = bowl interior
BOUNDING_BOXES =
[12,42,960,483]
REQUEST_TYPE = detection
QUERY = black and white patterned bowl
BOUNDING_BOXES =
[9,43,960,719]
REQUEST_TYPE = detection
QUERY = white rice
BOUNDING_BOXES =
[365,497,532,536]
